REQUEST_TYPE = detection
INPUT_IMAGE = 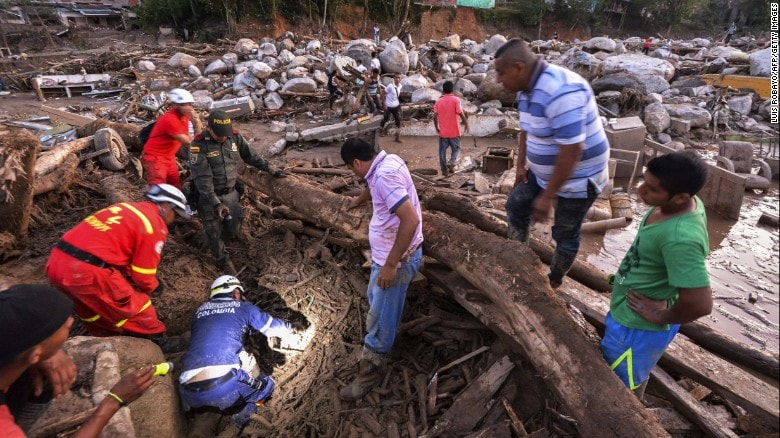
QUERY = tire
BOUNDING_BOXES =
[94,127,130,171]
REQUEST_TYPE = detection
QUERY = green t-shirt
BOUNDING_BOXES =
[610,196,710,331]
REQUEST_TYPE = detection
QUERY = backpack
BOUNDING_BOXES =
[139,121,156,147]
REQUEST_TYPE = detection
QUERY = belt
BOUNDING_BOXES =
[215,187,235,196]
[55,240,110,269]
[182,369,236,393]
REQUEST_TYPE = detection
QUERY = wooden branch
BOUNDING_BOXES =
[28,407,98,437]
[289,167,353,176]
[502,398,529,438]
[436,346,490,374]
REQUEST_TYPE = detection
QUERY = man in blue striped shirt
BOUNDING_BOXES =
[494,39,610,288]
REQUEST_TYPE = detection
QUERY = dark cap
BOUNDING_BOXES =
[208,110,233,137]
[0,284,73,367]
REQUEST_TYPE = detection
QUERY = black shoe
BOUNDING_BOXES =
[548,272,563,289]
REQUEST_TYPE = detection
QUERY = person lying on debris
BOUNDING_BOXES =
[46,184,192,343]
[141,88,195,189]
[0,284,156,437]
[178,276,308,437]
[602,151,712,400]
[494,38,609,289]
[338,138,423,400]
[188,110,286,276]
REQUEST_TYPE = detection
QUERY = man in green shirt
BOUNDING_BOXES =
[602,151,712,398]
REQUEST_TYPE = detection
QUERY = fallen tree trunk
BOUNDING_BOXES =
[34,153,79,195]
[0,130,39,248]
[238,167,369,246]
[423,191,612,292]
[35,136,94,178]
[78,120,141,151]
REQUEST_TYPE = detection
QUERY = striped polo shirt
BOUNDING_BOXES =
[365,151,424,266]
[517,59,610,198]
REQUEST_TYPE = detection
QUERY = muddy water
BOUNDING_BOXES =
[582,187,780,354]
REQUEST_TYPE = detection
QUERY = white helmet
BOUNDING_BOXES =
[146,184,191,219]
[168,88,194,104]
[210,275,244,298]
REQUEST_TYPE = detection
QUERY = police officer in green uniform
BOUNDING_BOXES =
[189,110,286,274]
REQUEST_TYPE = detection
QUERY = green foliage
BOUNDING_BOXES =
[628,0,709,31]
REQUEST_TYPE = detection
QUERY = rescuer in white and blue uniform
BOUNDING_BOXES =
[178,276,307,433]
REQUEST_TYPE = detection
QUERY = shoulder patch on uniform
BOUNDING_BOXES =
[206,150,221,158]
[190,146,200,153]
[231,142,238,152]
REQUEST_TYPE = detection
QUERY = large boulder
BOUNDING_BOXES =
[706,46,746,60]
[261,56,280,70]
[591,73,644,93]
[749,47,771,77]
[559,49,601,80]
[400,74,431,96]
[663,104,712,128]
[379,39,410,74]
[287,66,309,79]
[330,55,357,77]
[204,59,228,75]
[278,49,295,65]
[187,65,201,78]
[258,42,277,57]
[222,53,238,71]
[585,37,616,52]
[282,77,317,93]
[167,52,198,68]
[447,78,478,97]
[265,78,281,92]
[728,95,753,116]
[264,92,284,109]
[278,38,295,52]
[289,55,311,69]
[345,39,374,68]
[692,38,710,47]
[601,54,675,81]
[411,88,442,103]
[313,70,328,85]
[454,53,475,67]
[483,34,508,56]
[408,51,419,70]
[635,74,670,94]
[306,39,322,53]
[233,71,258,93]
[440,34,461,50]
[250,62,273,79]
[464,72,486,85]
[477,70,516,106]
[234,38,259,55]
[643,102,670,134]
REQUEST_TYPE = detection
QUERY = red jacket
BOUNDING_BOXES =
[142,107,190,161]
[60,201,168,293]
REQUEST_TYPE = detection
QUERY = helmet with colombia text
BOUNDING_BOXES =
[210,275,244,299]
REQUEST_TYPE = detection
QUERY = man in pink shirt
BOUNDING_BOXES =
[142,89,194,189]
[434,80,469,176]
[338,138,423,400]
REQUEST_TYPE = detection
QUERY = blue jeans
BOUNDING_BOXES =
[364,247,422,354]
[179,369,275,427]
[438,137,461,172]
[506,169,598,258]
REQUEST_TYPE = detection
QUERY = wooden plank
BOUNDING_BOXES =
[39,105,95,127]
[650,367,739,438]
[559,277,779,428]
[422,356,515,437]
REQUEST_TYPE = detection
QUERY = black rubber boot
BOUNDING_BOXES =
[507,224,529,245]
[549,251,577,289]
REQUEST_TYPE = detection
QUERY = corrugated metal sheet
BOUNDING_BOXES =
[456,0,495,8]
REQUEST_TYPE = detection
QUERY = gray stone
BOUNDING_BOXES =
[411,88,441,103]
[483,34,508,56]
[286,66,309,79]
[559,49,601,80]
[656,132,672,144]
[440,34,461,49]
[706,46,746,60]
[269,121,287,132]
[585,37,616,52]
[464,73,486,85]
[222,53,238,71]
[408,51,419,70]
[289,55,311,69]
[233,71,258,92]
[250,62,273,79]
[285,131,299,142]
[204,59,228,75]
[282,77,317,93]
[749,47,771,77]
[264,92,284,110]
[278,49,295,65]
[472,63,490,74]
[477,70,516,106]
[663,104,711,128]
[149,79,170,91]
[646,93,663,104]
[454,53,475,67]
[306,39,322,53]
[461,99,479,114]
[451,78,477,97]
[483,108,504,116]
[167,52,198,68]
[591,73,644,94]
[601,54,675,81]
[234,38,259,55]
[265,78,280,92]
[469,43,484,56]
[670,117,690,135]
[643,102,670,134]
[344,39,374,68]
[192,94,213,111]
[379,39,410,74]
[137,60,155,72]
[313,70,328,85]
[261,56,280,70]
[635,74,670,94]
[666,141,685,151]
[614,42,626,54]
[598,90,622,99]
[186,65,201,78]
[400,74,431,96]
[258,42,277,56]
[190,77,212,91]
[278,38,295,52]
[692,38,710,47]
[728,95,753,116]
[269,138,287,155]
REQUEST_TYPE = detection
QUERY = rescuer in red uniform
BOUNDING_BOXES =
[45,184,192,337]
[141,89,194,189]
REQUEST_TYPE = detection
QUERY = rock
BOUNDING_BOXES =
[440,34,461,49]
[287,66,309,79]
[187,65,201,78]
[706,46,746,60]
[379,39,410,74]
[282,77,317,93]
[477,70,516,106]
[344,39,374,68]
[704,57,727,74]
[137,60,156,72]
[591,73,644,94]
[601,54,675,81]
[313,70,328,85]
[250,62,273,79]
[235,38,259,55]
[585,37,616,52]
[262,56,280,70]
[481,100,503,109]
[278,38,295,52]
[167,52,198,68]
[667,141,685,151]
[614,42,626,54]
[204,59,228,75]
[484,34,508,56]
[472,63,490,74]
[655,133,672,144]
[450,78,478,97]
[278,49,295,65]
[692,38,710,47]
[233,71,258,93]
[289,55,311,69]
[400,74,431,96]
[469,43,484,56]
[190,77,211,91]
[411,88,442,103]
[149,79,170,91]
[663,104,711,128]
[749,48,771,77]
[264,92,284,109]
[728,95,753,116]
[285,131,299,142]
[454,53,475,67]
[269,138,287,155]
[464,72,486,85]
[306,39,322,53]
[221,53,238,71]
[408,51,419,70]
[482,108,502,115]
[192,93,213,111]
[598,90,621,100]
[258,42,277,57]
[670,117,691,135]
[559,49,601,80]
[646,93,663,104]
[635,74,670,94]
[330,55,356,77]
[643,102,671,134]
[264,78,280,92]
[461,99,479,114]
